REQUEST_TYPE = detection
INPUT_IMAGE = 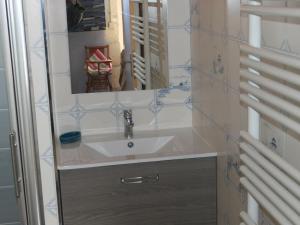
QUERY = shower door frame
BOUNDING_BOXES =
[0,0,46,224]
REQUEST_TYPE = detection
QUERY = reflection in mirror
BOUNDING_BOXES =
[66,0,169,94]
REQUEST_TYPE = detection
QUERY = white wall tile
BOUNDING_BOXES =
[52,75,76,112]
[48,33,70,74]
[46,0,68,33]
[23,0,45,48]
[167,29,191,66]
[118,90,154,108]
[157,105,192,129]
[167,0,190,26]
[158,88,190,105]
[78,92,116,110]
[80,111,118,135]
[284,130,300,171]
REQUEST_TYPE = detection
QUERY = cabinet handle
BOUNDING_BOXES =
[9,132,21,198]
[121,174,159,184]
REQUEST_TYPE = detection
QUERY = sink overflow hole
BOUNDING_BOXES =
[128,142,134,148]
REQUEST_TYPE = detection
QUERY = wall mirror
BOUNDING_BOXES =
[66,0,169,94]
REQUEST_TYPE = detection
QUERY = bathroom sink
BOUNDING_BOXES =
[85,136,174,157]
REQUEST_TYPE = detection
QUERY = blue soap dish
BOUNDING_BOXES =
[59,131,81,144]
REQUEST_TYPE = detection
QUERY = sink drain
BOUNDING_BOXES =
[127,141,134,148]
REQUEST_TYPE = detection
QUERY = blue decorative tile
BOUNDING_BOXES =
[184,96,192,110]
[69,103,86,121]
[184,19,192,33]
[280,39,292,53]
[148,99,164,114]
[158,83,191,98]
[36,94,50,113]
[110,102,124,117]
[40,146,54,167]
[46,198,58,217]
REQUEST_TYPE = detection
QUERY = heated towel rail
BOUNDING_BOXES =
[240,4,300,225]
[130,0,151,88]
[148,0,168,88]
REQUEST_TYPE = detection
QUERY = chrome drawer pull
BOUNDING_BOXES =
[121,174,159,184]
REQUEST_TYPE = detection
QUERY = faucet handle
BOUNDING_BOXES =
[123,109,133,119]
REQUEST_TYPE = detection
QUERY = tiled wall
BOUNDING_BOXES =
[191,0,300,225]
[191,0,245,224]
[22,0,192,225]
[47,0,192,143]
[22,0,59,224]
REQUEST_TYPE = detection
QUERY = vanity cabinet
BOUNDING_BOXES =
[59,157,217,225]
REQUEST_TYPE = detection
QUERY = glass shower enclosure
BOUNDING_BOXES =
[0,1,27,224]
[0,0,45,225]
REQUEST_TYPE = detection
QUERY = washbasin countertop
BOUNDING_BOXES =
[56,128,217,170]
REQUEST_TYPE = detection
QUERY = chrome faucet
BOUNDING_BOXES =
[123,109,134,139]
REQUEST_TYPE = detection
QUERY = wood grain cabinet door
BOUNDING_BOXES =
[59,157,217,225]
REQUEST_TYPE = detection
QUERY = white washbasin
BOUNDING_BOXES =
[85,136,174,157]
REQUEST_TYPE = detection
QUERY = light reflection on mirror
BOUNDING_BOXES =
[66,0,169,94]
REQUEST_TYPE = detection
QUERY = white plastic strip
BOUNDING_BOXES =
[149,22,161,29]
[132,57,145,69]
[133,63,146,74]
[132,30,144,39]
[241,5,300,18]
[150,45,159,53]
[240,57,300,86]
[240,69,300,104]
[149,25,159,31]
[130,15,144,22]
[133,73,146,85]
[240,178,293,225]
[240,211,258,225]
[131,25,144,33]
[240,44,300,70]
[133,67,146,78]
[240,82,300,120]
[240,166,300,224]
[150,38,159,46]
[132,36,144,45]
[132,20,144,27]
[149,31,159,39]
[133,52,145,63]
[240,131,300,184]
[240,94,300,136]
[240,142,300,198]
[240,154,300,214]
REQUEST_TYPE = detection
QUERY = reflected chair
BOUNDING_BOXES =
[85,45,113,92]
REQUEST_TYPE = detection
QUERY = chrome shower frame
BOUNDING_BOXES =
[0,0,46,224]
